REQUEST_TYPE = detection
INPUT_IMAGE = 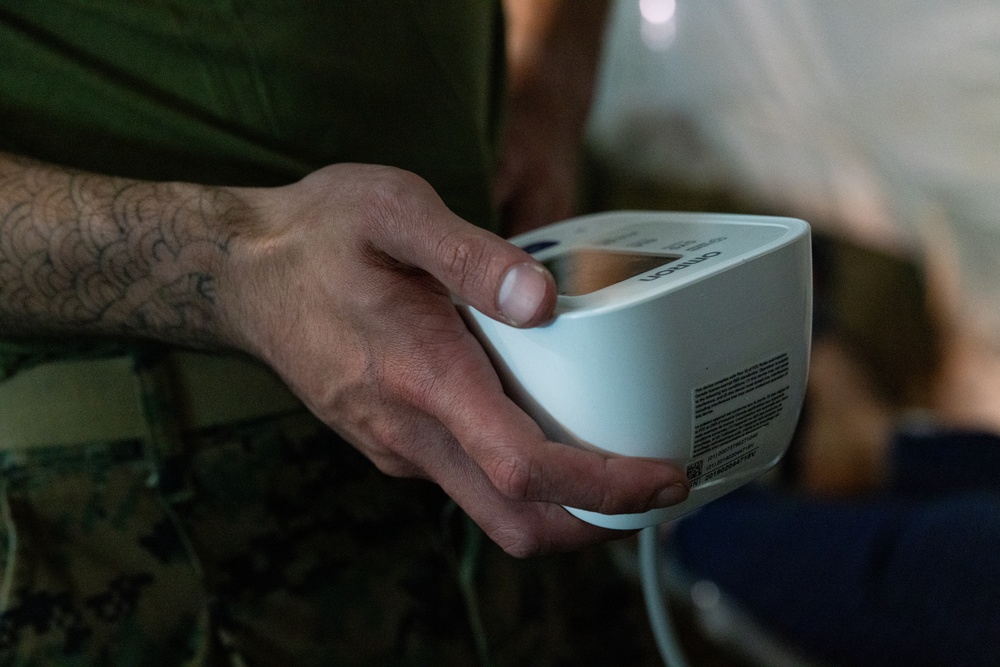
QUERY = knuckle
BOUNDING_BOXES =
[435,232,491,293]
[596,492,625,516]
[363,422,424,479]
[362,170,408,225]
[378,354,442,414]
[495,527,543,559]
[580,458,641,516]
[368,452,421,479]
[487,449,541,502]
[391,464,421,479]
[360,167,431,232]
[594,459,625,515]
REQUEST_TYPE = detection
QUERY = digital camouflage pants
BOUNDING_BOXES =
[0,410,661,666]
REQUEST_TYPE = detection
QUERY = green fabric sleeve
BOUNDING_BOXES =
[0,1,505,222]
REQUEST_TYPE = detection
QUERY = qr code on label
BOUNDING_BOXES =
[686,459,704,484]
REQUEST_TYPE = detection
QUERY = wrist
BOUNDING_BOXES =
[206,182,301,364]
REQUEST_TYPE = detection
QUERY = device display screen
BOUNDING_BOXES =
[543,249,682,296]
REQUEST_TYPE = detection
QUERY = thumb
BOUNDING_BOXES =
[487,254,557,328]
[378,193,557,328]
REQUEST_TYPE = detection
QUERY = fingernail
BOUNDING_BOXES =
[653,483,689,508]
[498,263,548,326]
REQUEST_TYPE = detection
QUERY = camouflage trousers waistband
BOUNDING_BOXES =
[0,349,303,455]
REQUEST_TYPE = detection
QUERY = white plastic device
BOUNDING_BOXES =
[461,211,812,530]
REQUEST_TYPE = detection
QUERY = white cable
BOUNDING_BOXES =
[639,525,690,667]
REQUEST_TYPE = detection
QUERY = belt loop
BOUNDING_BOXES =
[0,476,18,614]
[131,350,209,587]
[132,347,191,502]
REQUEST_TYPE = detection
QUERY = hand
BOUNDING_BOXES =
[219,164,690,556]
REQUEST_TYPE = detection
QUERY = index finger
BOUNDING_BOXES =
[427,336,690,516]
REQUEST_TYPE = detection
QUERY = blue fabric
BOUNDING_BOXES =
[672,429,1000,667]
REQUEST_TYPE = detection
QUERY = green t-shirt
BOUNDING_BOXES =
[0,0,505,377]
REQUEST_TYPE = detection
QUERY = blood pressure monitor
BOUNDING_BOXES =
[461,211,812,530]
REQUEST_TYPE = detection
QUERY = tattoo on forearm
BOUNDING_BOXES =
[0,157,238,346]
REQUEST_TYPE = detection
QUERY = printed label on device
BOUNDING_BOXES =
[686,352,791,487]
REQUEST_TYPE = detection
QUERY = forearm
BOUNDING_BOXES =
[494,0,610,235]
[0,151,239,348]
[501,0,610,128]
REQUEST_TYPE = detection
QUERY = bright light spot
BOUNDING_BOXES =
[639,0,677,51]
[640,0,676,25]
